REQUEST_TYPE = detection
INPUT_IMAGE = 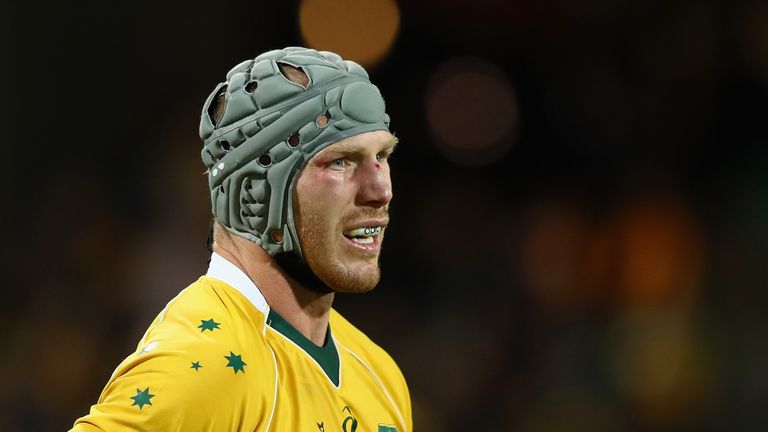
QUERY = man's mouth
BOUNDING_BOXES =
[343,226,383,245]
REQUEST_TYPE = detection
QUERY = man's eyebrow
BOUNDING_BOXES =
[325,137,399,156]
[389,136,400,150]
[389,138,399,152]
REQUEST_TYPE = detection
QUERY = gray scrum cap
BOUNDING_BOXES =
[199,47,390,258]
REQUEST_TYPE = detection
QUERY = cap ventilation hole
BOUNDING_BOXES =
[288,133,300,147]
[221,140,232,151]
[258,154,272,166]
[245,81,258,93]
[316,113,329,128]
[277,62,309,88]
[208,85,228,126]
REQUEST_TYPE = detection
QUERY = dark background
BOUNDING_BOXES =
[3,0,768,430]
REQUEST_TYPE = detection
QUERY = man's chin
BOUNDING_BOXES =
[318,260,381,294]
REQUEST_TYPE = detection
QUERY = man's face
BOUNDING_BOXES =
[293,130,397,293]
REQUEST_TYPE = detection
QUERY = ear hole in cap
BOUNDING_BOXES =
[271,229,284,243]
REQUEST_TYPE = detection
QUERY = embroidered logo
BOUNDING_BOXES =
[342,406,358,432]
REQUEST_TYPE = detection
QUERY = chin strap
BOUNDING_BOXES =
[273,253,334,295]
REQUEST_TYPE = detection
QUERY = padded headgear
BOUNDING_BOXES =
[199,47,390,258]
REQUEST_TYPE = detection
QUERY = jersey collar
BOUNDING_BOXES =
[206,252,269,317]
[206,252,341,387]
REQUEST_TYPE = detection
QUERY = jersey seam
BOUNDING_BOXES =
[337,341,406,431]
[265,344,279,432]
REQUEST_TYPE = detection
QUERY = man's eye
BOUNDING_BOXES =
[332,159,345,167]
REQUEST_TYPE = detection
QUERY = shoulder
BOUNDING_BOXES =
[330,309,395,366]
[330,309,412,423]
[72,276,277,431]
[152,275,266,333]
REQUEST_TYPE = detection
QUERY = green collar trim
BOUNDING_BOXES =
[266,309,340,387]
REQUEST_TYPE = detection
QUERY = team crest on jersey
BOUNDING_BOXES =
[315,407,398,432]
[341,406,358,432]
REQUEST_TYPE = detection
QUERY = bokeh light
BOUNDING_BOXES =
[299,0,400,68]
[519,199,598,314]
[425,57,518,166]
[615,197,705,308]
[611,310,715,429]
[517,195,706,314]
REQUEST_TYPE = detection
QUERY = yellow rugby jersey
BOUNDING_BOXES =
[72,253,411,432]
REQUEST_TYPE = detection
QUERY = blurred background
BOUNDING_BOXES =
[3,0,768,430]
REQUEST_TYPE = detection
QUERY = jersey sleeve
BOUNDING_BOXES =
[71,289,276,431]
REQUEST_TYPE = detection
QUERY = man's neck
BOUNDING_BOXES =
[213,230,334,346]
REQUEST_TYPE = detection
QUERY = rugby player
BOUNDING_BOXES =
[71,47,410,432]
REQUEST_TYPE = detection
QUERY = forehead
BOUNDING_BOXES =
[318,130,397,155]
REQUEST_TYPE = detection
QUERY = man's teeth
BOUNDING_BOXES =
[345,226,382,240]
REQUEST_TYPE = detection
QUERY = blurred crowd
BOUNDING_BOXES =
[3,0,768,430]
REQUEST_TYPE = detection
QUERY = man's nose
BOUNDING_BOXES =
[356,159,392,207]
